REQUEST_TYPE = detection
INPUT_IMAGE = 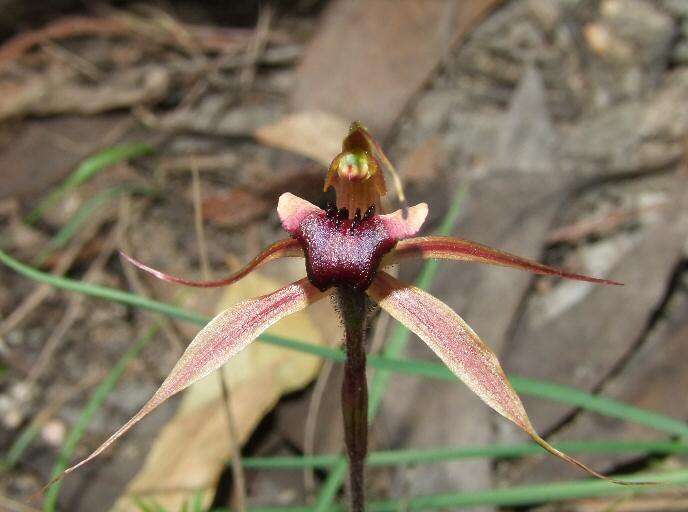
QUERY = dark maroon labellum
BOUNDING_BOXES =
[293,206,396,291]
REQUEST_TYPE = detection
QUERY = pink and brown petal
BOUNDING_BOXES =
[54,278,325,481]
[367,271,630,484]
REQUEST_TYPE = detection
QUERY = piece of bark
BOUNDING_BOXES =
[291,0,502,137]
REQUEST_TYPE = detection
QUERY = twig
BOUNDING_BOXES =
[0,14,280,66]
[0,334,31,375]
[4,368,103,470]
[0,494,41,512]
[191,164,247,511]
[26,220,121,383]
[0,213,106,336]
[239,4,273,90]
[303,359,335,495]
[191,166,211,280]
[548,203,667,244]
[39,40,103,81]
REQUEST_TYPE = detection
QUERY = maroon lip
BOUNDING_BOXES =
[293,204,397,291]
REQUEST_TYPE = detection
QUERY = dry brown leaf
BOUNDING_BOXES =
[255,110,349,167]
[201,189,272,228]
[291,0,502,136]
[110,262,338,511]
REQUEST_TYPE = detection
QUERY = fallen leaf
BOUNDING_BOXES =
[201,189,272,228]
[255,110,349,167]
[110,260,339,511]
[291,0,502,136]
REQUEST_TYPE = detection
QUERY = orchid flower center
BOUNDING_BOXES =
[294,202,397,292]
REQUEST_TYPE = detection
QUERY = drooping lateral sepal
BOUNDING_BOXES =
[385,236,621,285]
[48,278,325,485]
[366,271,636,484]
[120,238,304,288]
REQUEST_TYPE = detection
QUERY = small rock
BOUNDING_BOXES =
[41,419,66,446]
[528,0,562,32]
[661,0,688,18]
[496,65,557,173]
[584,0,676,103]
[671,40,688,64]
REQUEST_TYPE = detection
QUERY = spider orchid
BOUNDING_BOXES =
[53,122,627,509]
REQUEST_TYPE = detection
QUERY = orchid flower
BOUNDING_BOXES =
[53,122,626,510]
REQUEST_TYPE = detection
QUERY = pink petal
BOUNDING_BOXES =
[366,271,630,483]
[277,193,322,234]
[51,278,324,483]
[378,203,428,240]
[386,236,621,285]
[119,238,304,288]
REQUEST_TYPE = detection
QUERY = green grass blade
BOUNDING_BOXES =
[510,376,688,439]
[240,439,688,470]
[365,468,688,511]
[2,247,687,439]
[134,497,167,512]
[363,356,688,437]
[32,185,152,266]
[25,143,153,224]
[3,418,43,471]
[43,325,159,512]
[0,248,344,362]
[206,469,688,511]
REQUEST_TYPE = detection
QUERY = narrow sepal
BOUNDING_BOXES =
[120,238,304,288]
[46,278,324,487]
[366,272,638,484]
[385,236,621,285]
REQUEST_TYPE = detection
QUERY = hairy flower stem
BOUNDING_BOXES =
[338,286,369,512]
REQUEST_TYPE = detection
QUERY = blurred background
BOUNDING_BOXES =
[1,0,687,511]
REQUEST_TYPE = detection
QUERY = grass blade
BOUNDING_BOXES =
[25,143,153,225]
[241,439,688,470]
[32,185,152,266]
[206,468,688,511]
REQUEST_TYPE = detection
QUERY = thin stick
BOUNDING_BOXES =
[239,4,273,90]
[27,221,120,382]
[303,358,334,494]
[191,164,247,511]
[0,211,105,336]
